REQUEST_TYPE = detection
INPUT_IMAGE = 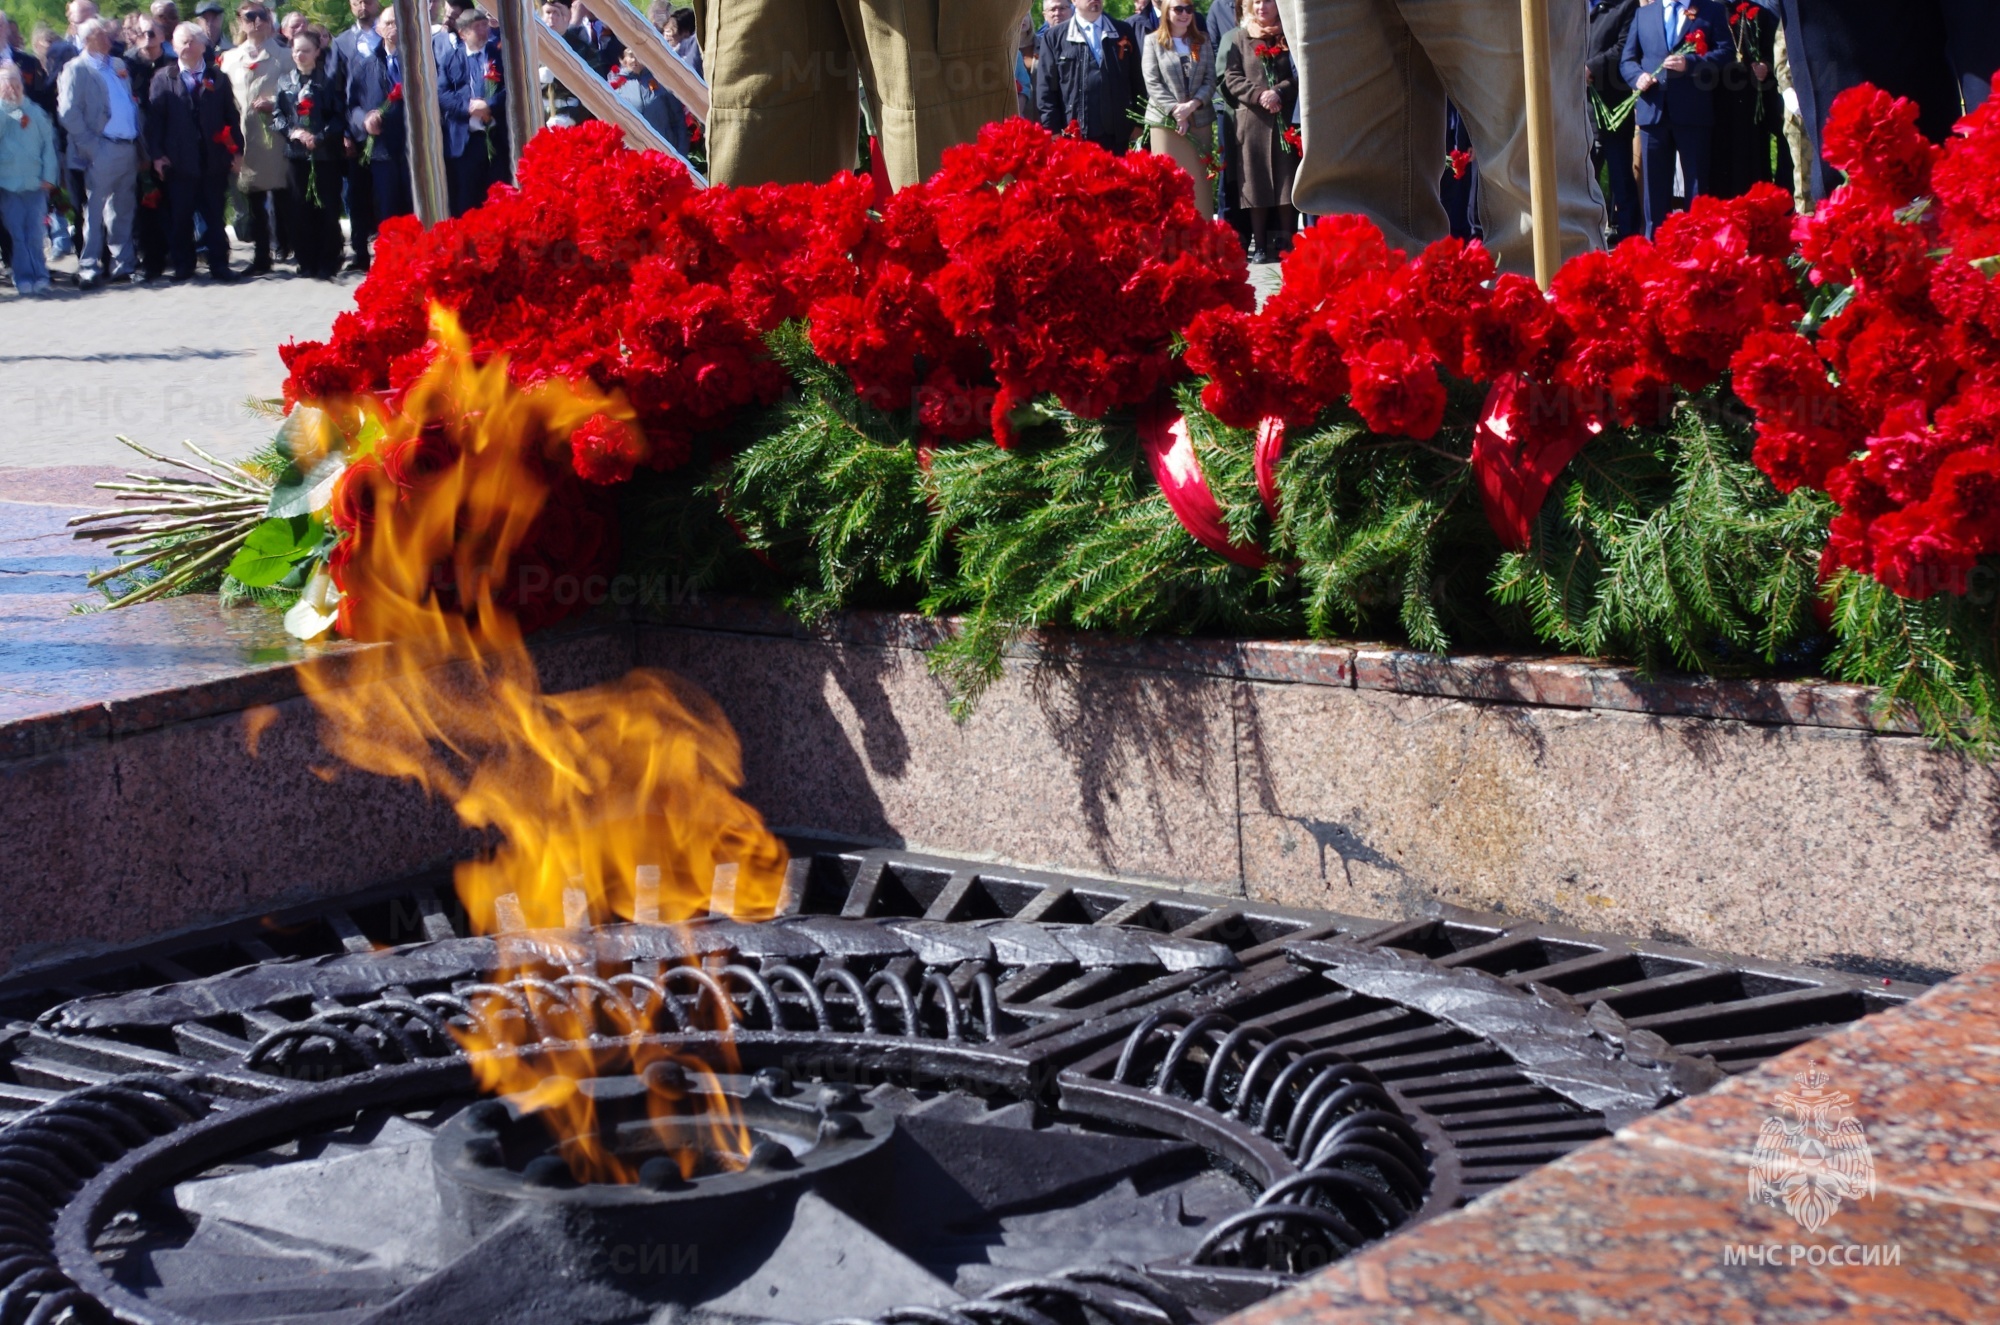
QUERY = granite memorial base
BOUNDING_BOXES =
[1,592,1995,979]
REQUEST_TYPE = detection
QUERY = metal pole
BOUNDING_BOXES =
[532,23,705,182]
[575,0,707,123]
[497,0,541,174]
[391,0,451,227]
[1519,0,1562,289]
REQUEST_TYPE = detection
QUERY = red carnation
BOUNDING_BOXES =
[213,124,239,153]
[1447,148,1472,180]
[297,95,314,116]
[388,82,403,103]
[569,413,646,485]
[1690,28,1709,57]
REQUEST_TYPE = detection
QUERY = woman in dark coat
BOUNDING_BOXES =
[273,27,345,278]
[1220,0,1295,263]
[1709,0,1784,199]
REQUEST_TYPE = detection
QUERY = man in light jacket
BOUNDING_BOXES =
[56,14,142,285]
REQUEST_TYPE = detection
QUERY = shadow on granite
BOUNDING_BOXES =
[1228,963,2000,1325]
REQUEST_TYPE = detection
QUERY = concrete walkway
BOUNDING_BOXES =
[0,260,358,469]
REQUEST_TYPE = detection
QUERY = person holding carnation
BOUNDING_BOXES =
[1035,0,1146,158]
[346,6,408,220]
[219,2,292,273]
[1221,0,1296,263]
[610,45,686,155]
[145,21,240,281]
[1619,0,1732,237]
[273,25,343,276]
[1141,1,1216,219]
[1708,0,1781,199]
[0,61,60,295]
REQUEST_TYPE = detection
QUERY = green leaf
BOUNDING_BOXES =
[265,453,345,520]
[225,514,323,587]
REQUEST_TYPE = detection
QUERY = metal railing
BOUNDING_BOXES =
[395,0,711,226]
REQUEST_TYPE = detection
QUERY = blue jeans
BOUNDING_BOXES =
[0,188,49,290]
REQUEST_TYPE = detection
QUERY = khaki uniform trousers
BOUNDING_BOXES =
[1274,0,1606,275]
[698,0,1028,188]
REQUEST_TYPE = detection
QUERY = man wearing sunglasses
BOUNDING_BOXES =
[1274,0,1604,275]
[219,1,290,271]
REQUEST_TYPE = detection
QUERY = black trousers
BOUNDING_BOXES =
[1778,0,2000,197]
[287,157,345,277]
[371,155,412,225]
[1639,119,1713,238]
[1594,116,1641,242]
[135,178,170,278]
[242,187,294,265]
[445,137,496,217]
[343,152,377,261]
[166,170,230,276]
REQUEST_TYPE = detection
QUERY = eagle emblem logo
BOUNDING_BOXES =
[1748,1061,1876,1232]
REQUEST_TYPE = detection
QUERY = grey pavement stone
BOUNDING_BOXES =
[0,256,357,468]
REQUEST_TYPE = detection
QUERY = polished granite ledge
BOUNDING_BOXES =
[1228,962,2000,1325]
[649,597,1917,737]
[0,591,1919,766]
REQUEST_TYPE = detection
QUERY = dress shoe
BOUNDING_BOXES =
[208,268,238,283]
[170,269,194,283]
[344,254,370,273]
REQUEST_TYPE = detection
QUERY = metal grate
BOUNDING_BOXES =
[0,838,1935,1325]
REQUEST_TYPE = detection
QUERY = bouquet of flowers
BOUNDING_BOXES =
[1593,28,1712,131]
[134,82,1995,750]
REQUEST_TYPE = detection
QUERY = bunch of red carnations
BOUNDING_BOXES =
[1183,183,1798,439]
[807,117,1252,445]
[279,122,807,487]
[1731,79,2000,600]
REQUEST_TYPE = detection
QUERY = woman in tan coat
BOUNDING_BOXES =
[1221,0,1296,263]
[218,1,291,272]
[1140,1,1215,219]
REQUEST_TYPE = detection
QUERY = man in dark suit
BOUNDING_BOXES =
[1034,0,1144,156]
[328,0,380,268]
[1774,0,1998,200]
[1588,0,1641,244]
[146,20,239,279]
[1621,0,1733,237]
[436,6,500,216]
[567,0,622,73]
[346,6,408,222]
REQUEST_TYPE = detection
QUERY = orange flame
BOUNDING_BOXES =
[295,310,786,1183]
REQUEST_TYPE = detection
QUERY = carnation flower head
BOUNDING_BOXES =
[568,413,646,486]
[1932,78,2000,264]
[1820,84,1936,205]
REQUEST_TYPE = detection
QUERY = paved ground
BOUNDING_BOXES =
[0,245,360,470]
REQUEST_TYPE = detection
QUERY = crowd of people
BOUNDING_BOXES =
[1,0,1994,294]
[0,0,699,291]
[1016,0,1911,265]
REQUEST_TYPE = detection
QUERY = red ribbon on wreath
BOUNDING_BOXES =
[1470,375,1603,551]
[866,134,892,207]
[1252,416,1285,520]
[1137,399,1269,569]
